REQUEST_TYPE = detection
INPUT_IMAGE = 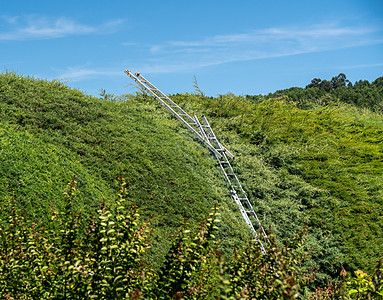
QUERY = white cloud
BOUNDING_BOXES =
[122,41,138,46]
[0,15,124,40]
[149,45,161,53]
[58,66,122,82]
[0,15,19,25]
[340,62,383,70]
[50,20,383,82]
[140,21,383,74]
[102,19,124,28]
[22,17,94,37]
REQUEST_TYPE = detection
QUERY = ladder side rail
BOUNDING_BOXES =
[220,159,240,184]
[194,116,233,170]
[228,173,271,246]
[209,139,239,188]
[217,141,235,160]
[217,156,256,213]
[125,70,222,158]
[217,146,269,245]
[228,171,249,198]
[135,72,175,103]
[221,156,272,248]
[231,191,267,254]
[235,201,268,253]
[246,205,271,246]
[241,211,266,254]
[255,214,271,247]
[217,153,235,184]
[126,70,202,135]
[235,192,271,247]
[240,197,271,247]
[126,71,193,126]
[200,118,221,150]
[201,116,235,159]
[216,154,248,198]
[231,174,271,246]
[194,115,211,143]
[135,73,195,123]
[203,115,271,250]
[229,170,264,227]
[194,117,237,186]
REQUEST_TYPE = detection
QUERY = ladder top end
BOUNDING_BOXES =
[124,69,130,74]
[135,72,140,76]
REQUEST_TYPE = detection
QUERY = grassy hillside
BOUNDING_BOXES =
[1,71,382,285]
[0,72,246,268]
[171,87,383,275]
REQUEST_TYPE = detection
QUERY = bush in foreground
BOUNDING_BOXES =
[0,176,381,299]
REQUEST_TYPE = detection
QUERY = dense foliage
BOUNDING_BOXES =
[1,72,382,297]
[170,75,383,277]
[0,71,246,268]
[262,73,383,112]
[1,178,382,299]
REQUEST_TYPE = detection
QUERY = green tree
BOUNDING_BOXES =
[331,73,348,89]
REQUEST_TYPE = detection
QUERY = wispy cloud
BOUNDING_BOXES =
[0,15,124,40]
[339,62,383,70]
[139,21,383,74]
[58,66,122,82]
[56,20,383,82]
[122,41,138,46]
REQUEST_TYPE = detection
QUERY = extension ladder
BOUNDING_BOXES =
[125,70,270,253]
[194,116,270,254]
[125,70,223,159]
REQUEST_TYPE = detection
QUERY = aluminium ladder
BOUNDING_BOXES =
[125,70,270,253]
[194,116,270,254]
[125,70,223,159]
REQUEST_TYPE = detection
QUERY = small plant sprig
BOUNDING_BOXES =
[193,75,205,98]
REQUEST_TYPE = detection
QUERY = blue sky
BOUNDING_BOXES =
[1,0,382,97]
